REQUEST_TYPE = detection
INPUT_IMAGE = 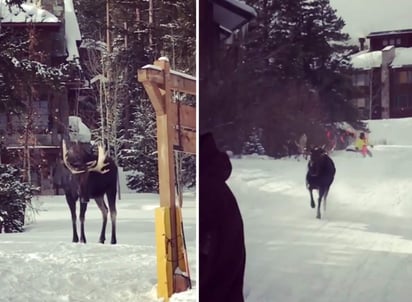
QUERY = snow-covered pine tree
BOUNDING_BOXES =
[73,0,195,191]
[0,164,38,233]
[118,98,158,193]
[242,127,266,155]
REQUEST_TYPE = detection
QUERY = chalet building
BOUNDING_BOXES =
[0,0,82,193]
[351,29,412,120]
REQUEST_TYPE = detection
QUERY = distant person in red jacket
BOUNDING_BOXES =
[199,132,246,302]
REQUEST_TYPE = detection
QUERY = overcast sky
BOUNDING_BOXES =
[329,0,412,45]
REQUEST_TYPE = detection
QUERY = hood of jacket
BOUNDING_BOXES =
[200,132,232,182]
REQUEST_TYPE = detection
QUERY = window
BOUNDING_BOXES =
[390,38,395,45]
[353,98,366,108]
[383,39,388,46]
[397,71,412,84]
[32,100,50,133]
[352,73,369,86]
[394,95,412,108]
[396,38,401,45]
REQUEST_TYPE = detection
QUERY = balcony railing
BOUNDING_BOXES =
[1,133,62,148]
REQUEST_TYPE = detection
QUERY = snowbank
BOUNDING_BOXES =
[366,117,412,145]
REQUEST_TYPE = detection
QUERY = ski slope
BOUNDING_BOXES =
[229,118,412,302]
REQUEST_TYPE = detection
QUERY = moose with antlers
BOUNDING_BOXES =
[60,139,118,244]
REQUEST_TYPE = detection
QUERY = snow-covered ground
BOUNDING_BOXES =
[5,116,412,302]
[0,175,196,302]
[229,117,412,302]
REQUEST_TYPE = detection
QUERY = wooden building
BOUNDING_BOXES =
[0,0,82,193]
[351,29,412,119]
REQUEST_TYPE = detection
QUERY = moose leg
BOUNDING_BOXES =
[94,196,108,244]
[317,188,325,219]
[65,193,79,243]
[79,202,88,243]
[323,188,329,212]
[309,189,315,208]
[107,191,117,244]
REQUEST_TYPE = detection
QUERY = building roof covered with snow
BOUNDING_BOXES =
[63,0,81,61]
[367,28,412,38]
[0,0,59,23]
[0,0,81,62]
[351,50,382,70]
[351,47,412,70]
[390,47,412,68]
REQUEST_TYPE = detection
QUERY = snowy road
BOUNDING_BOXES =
[229,144,412,302]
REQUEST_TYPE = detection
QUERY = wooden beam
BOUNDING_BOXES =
[141,82,166,115]
[138,65,196,95]
[138,68,164,86]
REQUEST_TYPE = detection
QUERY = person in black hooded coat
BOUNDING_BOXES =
[199,132,246,302]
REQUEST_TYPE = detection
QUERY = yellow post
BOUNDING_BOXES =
[155,207,173,300]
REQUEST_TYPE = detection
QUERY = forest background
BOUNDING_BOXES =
[0,0,196,193]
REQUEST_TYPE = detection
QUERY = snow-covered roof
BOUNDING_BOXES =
[367,28,412,38]
[225,0,257,18]
[0,1,81,62]
[351,47,412,70]
[0,0,59,23]
[350,50,382,70]
[63,0,81,61]
[391,47,412,68]
[213,0,257,33]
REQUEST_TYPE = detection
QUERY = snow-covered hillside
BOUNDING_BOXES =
[229,117,412,302]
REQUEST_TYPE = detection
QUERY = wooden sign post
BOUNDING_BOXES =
[138,57,196,301]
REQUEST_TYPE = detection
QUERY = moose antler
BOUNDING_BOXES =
[62,140,86,174]
[87,144,110,174]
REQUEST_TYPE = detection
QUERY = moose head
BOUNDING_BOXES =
[62,140,110,175]
[307,146,327,177]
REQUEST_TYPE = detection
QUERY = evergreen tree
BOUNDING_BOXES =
[242,127,266,155]
[202,0,360,157]
[72,0,195,192]
[118,99,158,192]
[0,164,38,233]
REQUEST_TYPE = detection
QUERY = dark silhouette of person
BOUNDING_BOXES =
[199,132,246,302]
